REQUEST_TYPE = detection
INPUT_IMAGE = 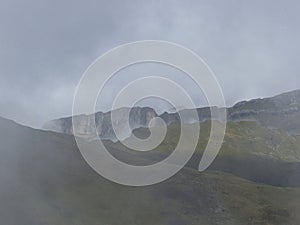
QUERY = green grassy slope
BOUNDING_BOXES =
[1,117,300,225]
[108,121,300,187]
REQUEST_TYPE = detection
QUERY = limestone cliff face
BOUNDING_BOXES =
[44,90,300,139]
[43,107,157,140]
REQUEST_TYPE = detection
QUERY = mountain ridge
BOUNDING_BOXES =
[43,89,300,139]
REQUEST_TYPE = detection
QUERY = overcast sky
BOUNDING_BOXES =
[0,0,300,128]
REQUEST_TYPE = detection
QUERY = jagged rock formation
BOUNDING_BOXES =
[43,107,157,140]
[43,89,300,139]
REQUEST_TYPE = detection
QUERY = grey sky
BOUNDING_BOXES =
[0,0,299,128]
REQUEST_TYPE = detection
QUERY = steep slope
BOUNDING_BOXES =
[114,121,300,187]
[187,121,300,187]
[1,116,300,225]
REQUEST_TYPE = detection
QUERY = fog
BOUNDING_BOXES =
[0,0,300,128]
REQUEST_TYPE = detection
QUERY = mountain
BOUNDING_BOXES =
[43,89,300,139]
[1,116,300,225]
[228,89,300,134]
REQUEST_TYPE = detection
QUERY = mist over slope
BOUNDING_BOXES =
[0,114,300,224]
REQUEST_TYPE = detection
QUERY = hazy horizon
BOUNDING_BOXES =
[1,0,300,128]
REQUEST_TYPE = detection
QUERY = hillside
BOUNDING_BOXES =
[0,117,300,224]
[106,120,300,187]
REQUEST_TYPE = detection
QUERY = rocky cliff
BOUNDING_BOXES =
[43,89,300,139]
[43,107,157,140]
